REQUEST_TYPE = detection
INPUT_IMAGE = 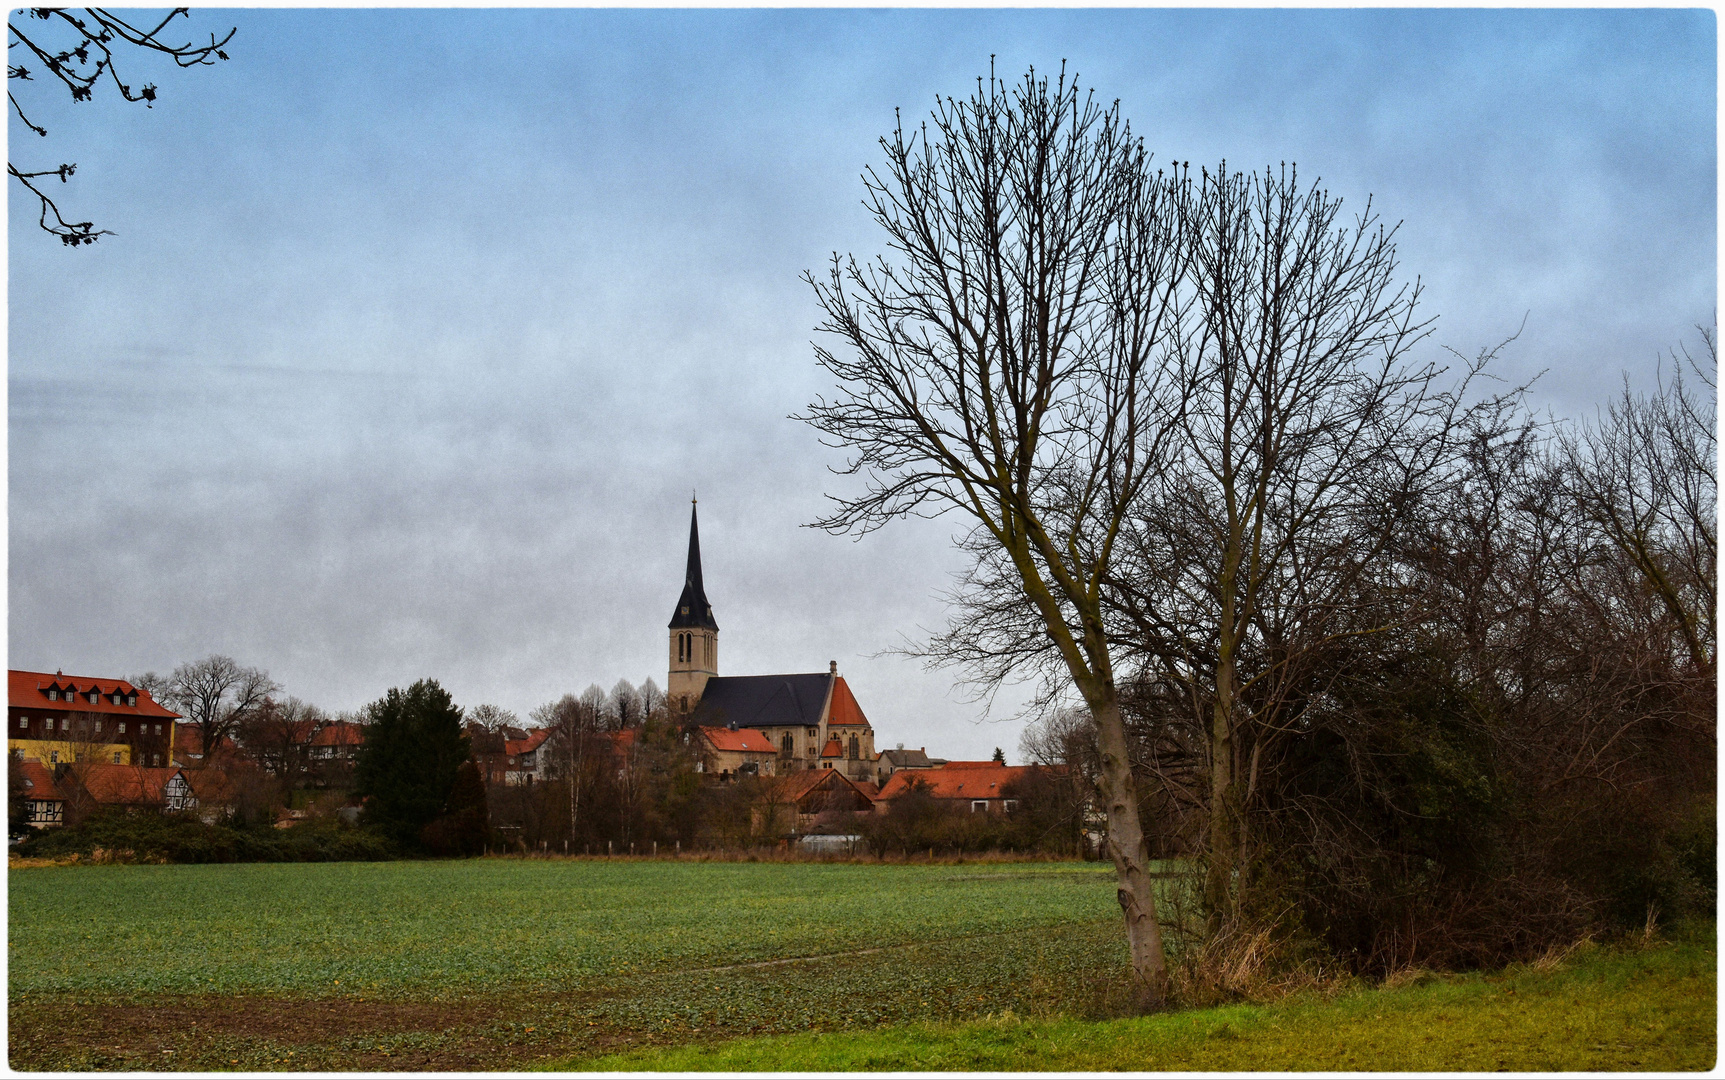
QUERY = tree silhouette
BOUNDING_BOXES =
[8,7,234,245]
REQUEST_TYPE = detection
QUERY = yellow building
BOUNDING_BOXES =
[9,669,180,768]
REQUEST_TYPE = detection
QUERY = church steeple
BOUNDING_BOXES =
[668,499,718,631]
[668,499,719,711]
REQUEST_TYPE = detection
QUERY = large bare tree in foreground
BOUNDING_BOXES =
[800,64,1189,1009]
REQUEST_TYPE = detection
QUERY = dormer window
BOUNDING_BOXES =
[46,690,57,702]
[127,694,137,706]
[88,691,99,704]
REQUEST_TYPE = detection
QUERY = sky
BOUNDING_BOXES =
[8,8,1716,763]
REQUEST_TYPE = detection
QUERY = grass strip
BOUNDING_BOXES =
[565,936,1716,1073]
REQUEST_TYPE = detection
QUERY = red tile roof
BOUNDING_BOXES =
[876,763,1050,801]
[76,764,183,805]
[825,676,871,727]
[502,727,551,757]
[311,721,365,748]
[699,726,776,753]
[9,669,180,719]
[769,766,877,805]
[820,738,845,758]
[15,760,65,802]
[181,768,236,805]
[173,723,238,760]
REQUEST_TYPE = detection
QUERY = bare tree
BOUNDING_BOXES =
[236,696,326,787]
[607,679,643,729]
[639,678,667,719]
[532,691,604,843]
[1118,165,1519,929]
[156,655,278,774]
[8,7,234,245]
[466,703,519,734]
[800,63,1190,1009]
[1561,327,1716,673]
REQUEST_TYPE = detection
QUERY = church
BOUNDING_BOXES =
[668,502,877,781]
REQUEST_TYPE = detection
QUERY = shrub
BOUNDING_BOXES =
[16,808,397,863]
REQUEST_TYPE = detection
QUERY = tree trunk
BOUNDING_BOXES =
[1205,648,1238,934]
[1091,693,1170,1012]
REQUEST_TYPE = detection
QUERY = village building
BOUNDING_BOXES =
[874,761,1048,814]
[310,720,365,763]
[65,763,199,817]
[695,725,777,779]
[15,759,66,828]
[668,501,878,781]
[874,745,939,786]
[171,722,239,767]
[8,669,180,768]
[502,727,552,785]
[753,766,878,837]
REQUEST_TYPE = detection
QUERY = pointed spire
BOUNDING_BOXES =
[669,499,719,630]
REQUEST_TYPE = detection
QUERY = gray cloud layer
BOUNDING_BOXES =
[9,10,1714,760]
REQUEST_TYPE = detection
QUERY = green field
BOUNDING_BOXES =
[10,857,1145,1070]
[8,857,1712,1072]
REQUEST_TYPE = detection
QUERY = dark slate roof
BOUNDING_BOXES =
[690,673,832,730]
[668,501,719,631]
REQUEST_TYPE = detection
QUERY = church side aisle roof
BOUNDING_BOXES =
[690,673,831,729]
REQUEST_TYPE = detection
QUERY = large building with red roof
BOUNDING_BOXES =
[8,669,180,769]
[666,502,878,781]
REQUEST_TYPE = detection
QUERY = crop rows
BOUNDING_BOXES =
[9,859,1141,999]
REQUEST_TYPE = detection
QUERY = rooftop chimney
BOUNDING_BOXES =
[829,660,837,676]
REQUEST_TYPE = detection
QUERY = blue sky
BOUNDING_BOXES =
[8,8,1715,760]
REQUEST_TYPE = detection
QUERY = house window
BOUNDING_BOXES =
[119,722,127,734]
[94,720,102,734]
[60,718,69,732]
[112,752,122,764]
[971,800,988,813]
[48,750,58,764]
[17,717,26,730]
[154,724,162,735]
[151,754,160,766]
[1004,799,1019,813]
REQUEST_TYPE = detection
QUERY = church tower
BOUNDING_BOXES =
[668,499,719,712]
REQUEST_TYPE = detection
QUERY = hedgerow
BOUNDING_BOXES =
[15,808,397,863]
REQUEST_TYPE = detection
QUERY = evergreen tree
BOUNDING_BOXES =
[353,679,470,850]
[421,759,489,857]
